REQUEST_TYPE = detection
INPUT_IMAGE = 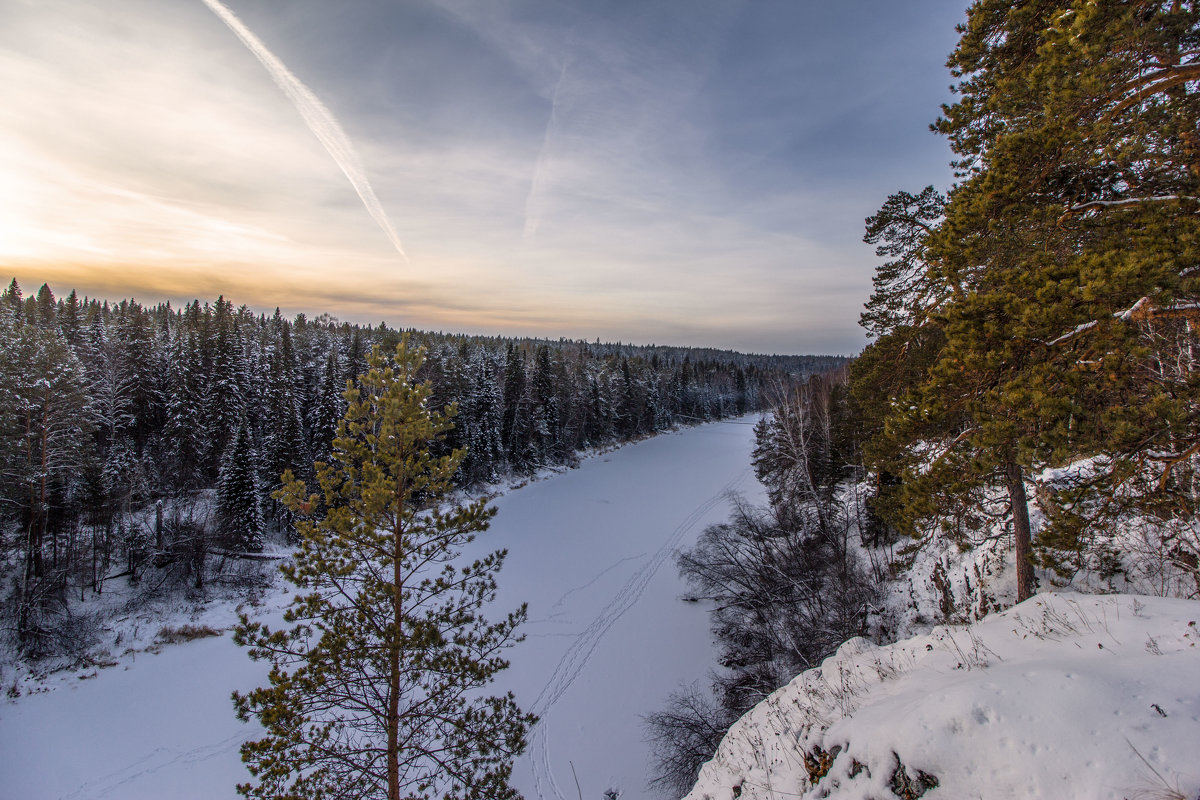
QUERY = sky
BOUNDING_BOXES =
[0,0,968,355]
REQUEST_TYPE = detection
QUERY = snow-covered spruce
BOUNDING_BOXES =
[684,592,1200,800]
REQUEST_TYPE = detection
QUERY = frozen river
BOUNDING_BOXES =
[485,418,763,800]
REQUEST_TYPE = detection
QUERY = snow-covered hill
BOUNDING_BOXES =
[684,591,1200,800]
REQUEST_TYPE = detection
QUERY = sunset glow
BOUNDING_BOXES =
[1,0,965,353]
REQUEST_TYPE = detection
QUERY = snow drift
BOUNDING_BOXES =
[684,591,1200,800]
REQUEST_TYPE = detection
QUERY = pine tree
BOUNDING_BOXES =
[1,320,92,648]
[856,0,1200,602]
[233,339,534,800]
[215,421,264,552]
[859,186,947,340]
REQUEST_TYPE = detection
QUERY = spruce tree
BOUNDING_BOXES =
[308,347,345,463]
[233,339,534,800]
[205,296,245,473]
[2,278,22,322]
[116,301,162,457]
[164,329,206,494]
[85,312,142,526]
[462,349,503,485]
[261,322,309,535]
[214,420,264,552]
[617,356,643,435]
[531,345,560,461]
[500,342,529,469]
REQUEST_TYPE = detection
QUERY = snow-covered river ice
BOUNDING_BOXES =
[0,417,764,800]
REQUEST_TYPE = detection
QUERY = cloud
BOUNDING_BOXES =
[523,60,570,239]
[199,0,409,263]
[0,1,389,259]
[0,0,967,355]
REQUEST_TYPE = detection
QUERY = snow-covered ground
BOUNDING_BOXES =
[684,591,1200,800]
[485,419,764,800]
[0,417,764,800]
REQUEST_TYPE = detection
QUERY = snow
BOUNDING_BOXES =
[1044,294,1200,346]
[0,417,765,800]
[16,416,1192,800]
[683,592,1200,800]
[1068,194,1198,213]
[0,590,288,799]
[483,419,765,800]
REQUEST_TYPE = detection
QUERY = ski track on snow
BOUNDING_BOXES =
[526,466,751,800]
[59,732,246,800]
[547,552,649,614]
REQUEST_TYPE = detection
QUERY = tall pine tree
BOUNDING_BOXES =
[233,339,534,800]
[856,0,1200,601]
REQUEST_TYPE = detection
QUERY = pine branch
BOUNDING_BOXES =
[1041,297,1200,348]
[1060,195,1199,220]
[1104,63,1200,119]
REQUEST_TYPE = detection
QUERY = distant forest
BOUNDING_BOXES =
[0,278,841,655]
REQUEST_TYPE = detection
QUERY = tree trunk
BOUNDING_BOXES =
[155,500,164,551]
[41,400,52,573]
[1004,458,1036,602]
[23,407,41,582]
[388,483,405,800]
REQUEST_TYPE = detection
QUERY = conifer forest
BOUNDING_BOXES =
[0,279,836,659]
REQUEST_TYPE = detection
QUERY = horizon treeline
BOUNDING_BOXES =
[0,277,843,656]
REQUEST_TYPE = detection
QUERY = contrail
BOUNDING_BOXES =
[200,0,409,263]
[523,60,569,240]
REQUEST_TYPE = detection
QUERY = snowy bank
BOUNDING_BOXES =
[684,592,1200,800]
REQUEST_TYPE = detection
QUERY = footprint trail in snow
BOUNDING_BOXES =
[525,466,752,800]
